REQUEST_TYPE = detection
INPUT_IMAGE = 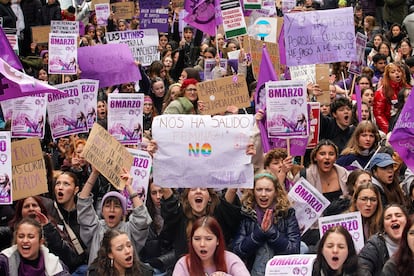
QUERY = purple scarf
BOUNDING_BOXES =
[19,252,46,276]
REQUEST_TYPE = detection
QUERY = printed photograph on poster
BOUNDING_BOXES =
[265,80,308,138]
[307,102,320,149]
[78,79,99,129]
[48,82,88,139]
[48,34,77,74]
[0,132,12,204]
[11,95,47,139]
[108,93,144,145]
[0,99,14,122]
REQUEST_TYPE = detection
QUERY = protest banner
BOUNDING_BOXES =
[288,177,330,235]
[0,27,23,70]
[307,102,320,149]
[11,94,47,139]
[108,93,144,145]
[83,123,134,190]
[0,132,12,204]
[95,4,110,26]
[48,33,78,74]
[281,0,296,13]
[78,79,99,130]
[48,82,88,139]
[184,0,222,36]
[139,0,169,32]
[249,17,277,43]
[105,29,159,67]
[244,0,261,9]
[152,114,254,188]
[266,80,308,138]
[78,43,141,88]
[244,36,280,78]
[51,20,79,34]
[388,87,414,172]
[203,59,216,81]
[11,138,47,201]
[0,58,66,101]
[31,26,50,44]
[197,75,250,115]
[265,254,317,276]
[91,0,108,10]
[220,0,247,38]
[284,7,356,66]
[348,32,367,76]
[319,211,364,252]
[0,99,14,121]
[124,148,152,208]
[110,2,135,19]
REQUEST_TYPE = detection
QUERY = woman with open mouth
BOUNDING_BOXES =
[348,183,383,242]
[89,229,153,276]
[359,204,409,275]
[0,218,70,275]
[233,170,301,276]
[173,216,249,276]
[312,225,358,276]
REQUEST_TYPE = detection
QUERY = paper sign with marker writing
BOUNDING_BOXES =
[0,132,12,204]
[265,254,317,276]
[288,177,330,235]
[318,211,364,252]
[11,138,47,201]
[83,123,134,190]
[197,75,250,115]
[152,114,254,188]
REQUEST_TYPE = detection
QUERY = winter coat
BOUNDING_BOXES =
[163,97,196,114]
[0,1,17,28]
[358,233,390,276]
[373,87,396,133]
[232,207,300,276]
[383,0,407,24]
[40,1,61,25]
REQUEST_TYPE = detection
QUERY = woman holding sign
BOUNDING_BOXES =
[163,78,202,115]
[233,170,300,276]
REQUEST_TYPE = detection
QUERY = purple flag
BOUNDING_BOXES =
[355,84,362,122]
[184,0,221,36]
[78,44,141,88]
[0,58,66,101]
[278,23,286,65]
[389,87,414,171]
[0,27,23,70]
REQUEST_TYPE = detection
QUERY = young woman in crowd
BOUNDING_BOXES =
[381,216,414,275]
[351,101,372,126]
[367,34,384,66]
[233,170,300,276]
[0,218,70,275]
[173,216,249,276]
[349,183,383,242]
[163,78,201,114]
[345,169,372,196]
[149,77,167,115]
[263,148,296,192]
[337,121,381,170]
[312,226,359,276]
[369,152,406,207]
[162,82,181,113]
[89,229,153,276]
[143,96,158,133]
[394,38,413,63]
[359,204,409,275]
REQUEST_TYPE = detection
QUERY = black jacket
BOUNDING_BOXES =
[358,233,390,276]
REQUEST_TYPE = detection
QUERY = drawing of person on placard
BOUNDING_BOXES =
[0,173,11,203]
[295,113,307,132]
[76,112,87,129]
[86,107,96,126]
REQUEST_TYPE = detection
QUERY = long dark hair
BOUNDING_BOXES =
[394,217,414,275]
[92,229,142,276]
[312,226,358,276]
[186,216,227,276]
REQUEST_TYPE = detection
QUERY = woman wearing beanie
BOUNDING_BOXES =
[163,78,203,114]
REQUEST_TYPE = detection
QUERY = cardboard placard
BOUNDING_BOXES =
[315,64,330,104]
[197,75,250,115]
[11,138,47,201]
[82,123,133,190]
[91,0,109,11]
[31,26,51,44]
[244,36,280,79]
[111,2,135,20]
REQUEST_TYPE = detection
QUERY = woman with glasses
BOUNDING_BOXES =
[163,78,203,114]
[348,183,383,242]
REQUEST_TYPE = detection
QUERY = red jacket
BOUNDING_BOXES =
[373,87,394,133]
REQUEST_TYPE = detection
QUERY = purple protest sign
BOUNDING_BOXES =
[139,0,169,32]
[0,58,66,101]
[184,0,222,36]
[284,7,356,66]
[389,87,414,171]
[0,27,23,70]
[348,32,367,76]
[78,44,141,88]
[278,24,286,65]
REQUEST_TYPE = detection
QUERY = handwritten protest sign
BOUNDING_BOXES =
[244,36,280,78]
[48,33,77,74]
[83,123,134,190]
[284,7,356,66]
[11,94,47,139]
[108,93,144,145]
[51,20,79,34]
[265,254,317,276]
[0,132,12,204]
[31,26,51,44]
[139,0,169,32]
[106,29,159,67]
[197,75,250,115]
[288,177,330,235]
[48,82,87,139]
[78,43,141,88]
[319,212,364,252]
[11,138,47,201]
[91,0,108,10]
[95,4,110,26]
[78,79,99,130]
[111,2,135,19]
[220,0,247,38]
[124,148,152,208]
[266,80,308,138]
[152,114,254,188]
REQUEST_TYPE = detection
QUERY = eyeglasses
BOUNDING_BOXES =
[358,197,377,203]
[186,88,197,92]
